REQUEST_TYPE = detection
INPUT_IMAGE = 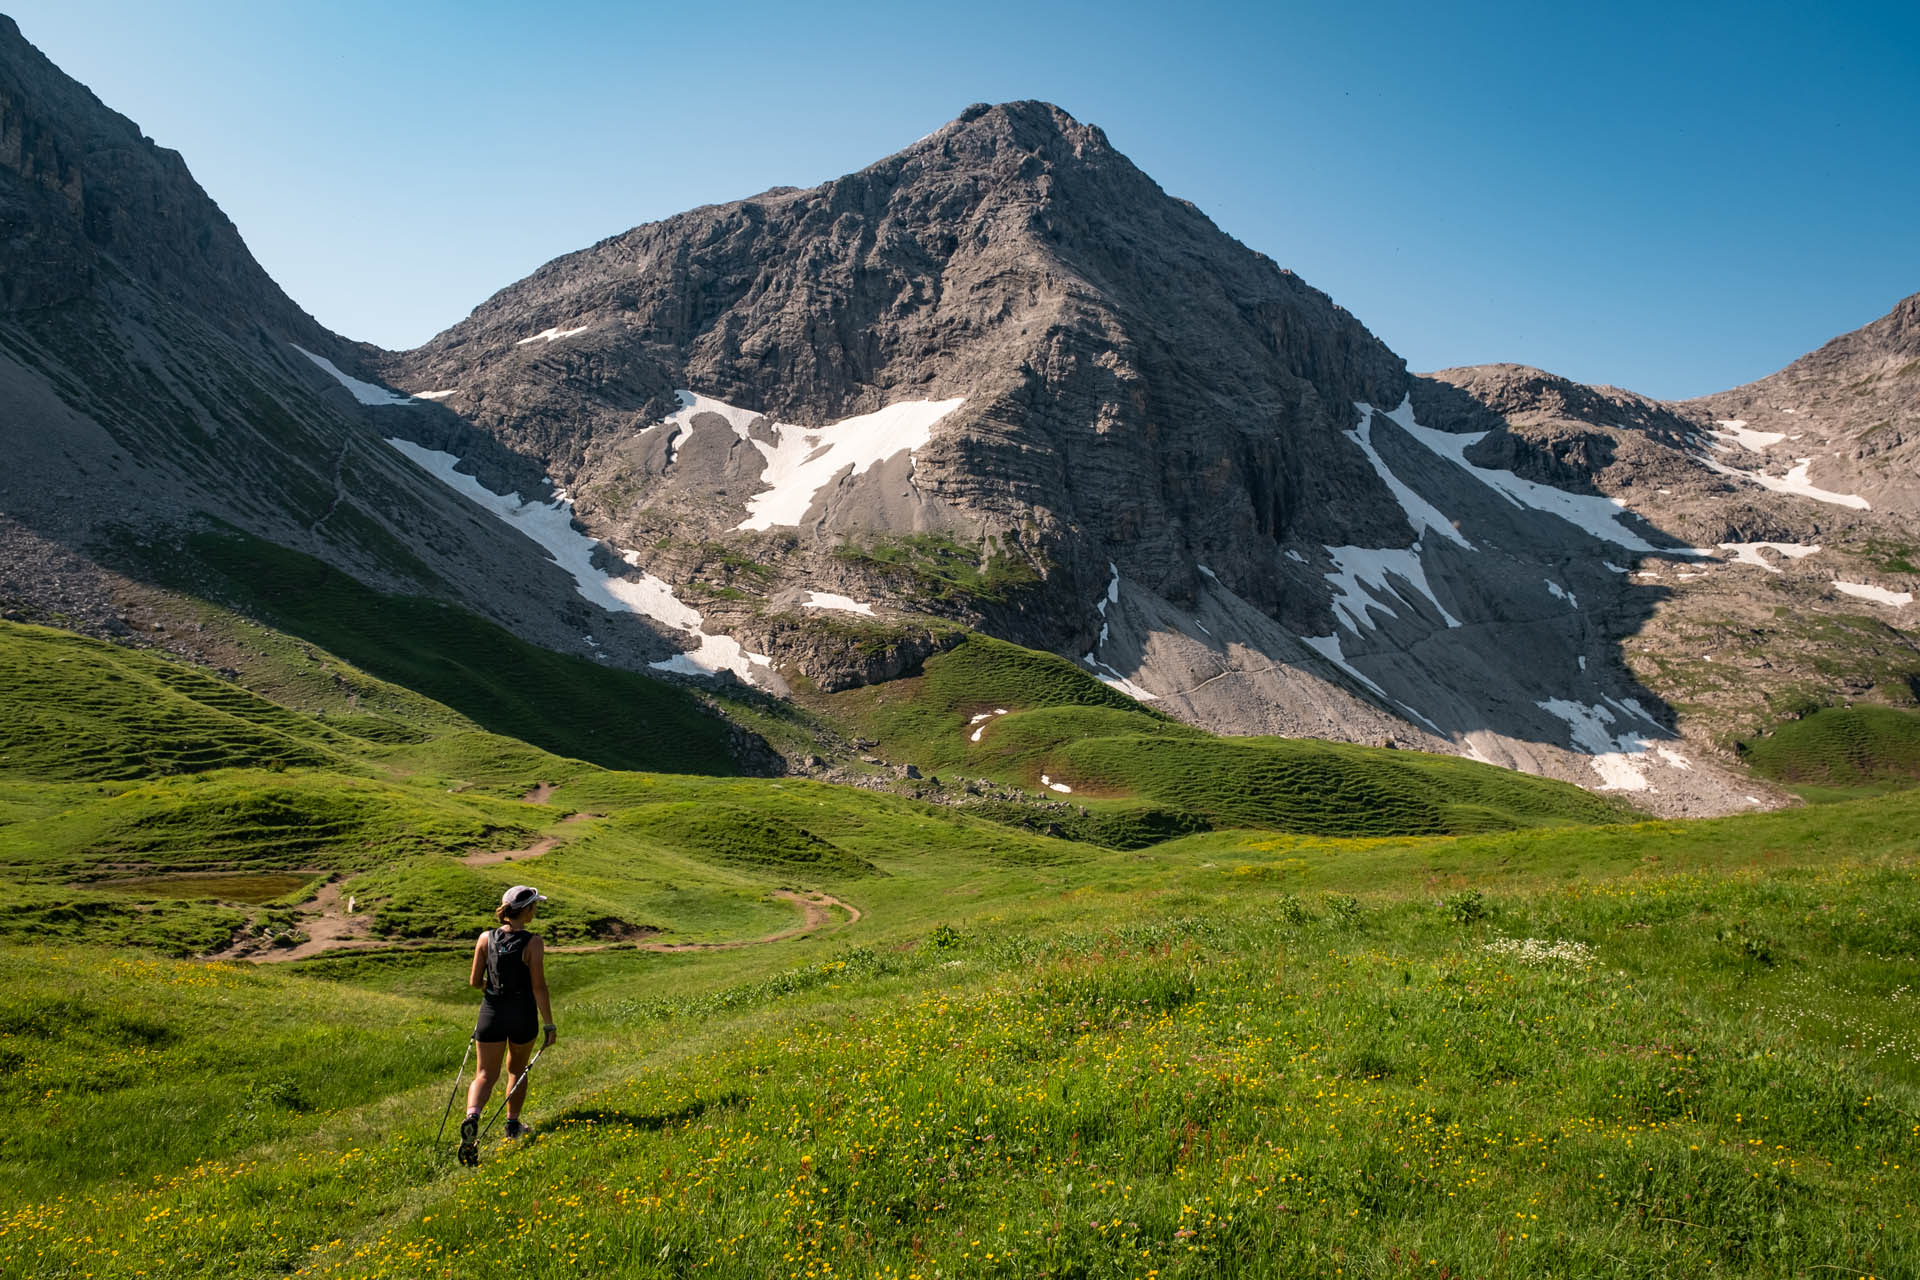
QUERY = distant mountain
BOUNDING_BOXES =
[2,14,1912,812]
[378,101,1910,814]
[1428,295,1920,767]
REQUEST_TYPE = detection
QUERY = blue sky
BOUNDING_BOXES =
[12,0,1918,398]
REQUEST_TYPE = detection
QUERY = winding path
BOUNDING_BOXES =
[205,779,862,963]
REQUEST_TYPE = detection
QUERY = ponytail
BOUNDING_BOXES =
[494,904,511,925]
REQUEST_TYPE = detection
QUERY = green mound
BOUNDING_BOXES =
[139,529,745,775]
[0,623,341,780]
[831,634,1627,841]
[829,633,1165,768]
[619,803,878,878]
[3,773,532,875]
[1049,735,1627,837]
[1740,705,1920,796]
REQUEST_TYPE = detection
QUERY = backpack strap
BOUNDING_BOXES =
[484,926,504,995]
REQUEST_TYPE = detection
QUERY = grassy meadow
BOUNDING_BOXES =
[1,611,1916,1279]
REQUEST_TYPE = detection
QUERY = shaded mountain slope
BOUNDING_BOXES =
[0,16,785,772]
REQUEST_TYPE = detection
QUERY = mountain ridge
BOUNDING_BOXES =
[1,13,1913,813]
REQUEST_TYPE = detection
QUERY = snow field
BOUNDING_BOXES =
[294,346,417,407]
[736,397,966,530]
[646,390,965,529]
[1710,419,1788,452]
[1321,544,1461,634]
[1698,454,1870,510]
[1533,696,1672,792]
[1348,404,1474,549]
[1717,542,1821,572]
[801,592,877,617]
[1375,396,1688,554]
[516,326,591,346]
[1832,581,1914,608]
[383,438,772,684]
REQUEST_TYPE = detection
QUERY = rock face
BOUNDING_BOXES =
[382,103,1418,641]
[381,100,1905,814]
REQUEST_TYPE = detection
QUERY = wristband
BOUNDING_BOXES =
[543,1023,557,1032]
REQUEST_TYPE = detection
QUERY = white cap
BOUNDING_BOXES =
[502,885,547,912]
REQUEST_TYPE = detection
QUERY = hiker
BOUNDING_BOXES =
[457,885,557,1162]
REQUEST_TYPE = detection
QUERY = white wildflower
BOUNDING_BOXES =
[1482,936,1596,968]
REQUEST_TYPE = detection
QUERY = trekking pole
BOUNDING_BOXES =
[434,1036,476,1146]
[478,1045,547,1140]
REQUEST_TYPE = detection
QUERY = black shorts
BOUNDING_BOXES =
[475,997,538,1045]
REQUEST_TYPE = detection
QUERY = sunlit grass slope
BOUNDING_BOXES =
[1740,705,1920,802]
[0,622,349,779]
[0,619,1095,956]
[5,794,1916,1277]
[828,634,1633,842]
[2,612,1917,1277]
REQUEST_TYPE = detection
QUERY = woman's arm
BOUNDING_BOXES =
[469,931,489,989]
[527,935,556,1046]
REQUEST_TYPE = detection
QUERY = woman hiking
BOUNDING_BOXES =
[457,884,556,1165]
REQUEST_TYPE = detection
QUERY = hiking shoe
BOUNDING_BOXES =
[504,1118,530,1140]
[457,1114,479,1166]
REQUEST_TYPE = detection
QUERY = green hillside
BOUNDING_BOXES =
[2,616,1915,1278]
[1740,704,1920,800]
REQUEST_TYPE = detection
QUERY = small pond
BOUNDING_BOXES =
[88,872,318,904]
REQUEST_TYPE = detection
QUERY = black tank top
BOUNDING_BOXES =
[484,927,535,1001]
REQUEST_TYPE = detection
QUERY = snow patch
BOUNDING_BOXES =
[1577,655,1587,671]
[1545,580,1578,608]
[1710,419,1788,452]
[1349,403,1473,549]
[1040,775,1074,794]
[1081,654,1157,702]
[413,389,459,401]
[383,438,771,684]
[736,396,966,530]
[1301,633,1389,699]
[1655,747,1693,771]
[294,345,416,406]
[1832,581,1914,608]
[516,325,591,346]
[1380,396,1693,554]
[1603,561,1628,574]
[967,708,1011,742]
[1534,697,1661,792]
[1322,544,1461,633]
[652,391,768,466]
[1718,542,1821,572]
[801,592,877,617]
[1284,549,1307,564]
[1698,454,1870,510]
[1460,738,1498,766]
[1090,562,1123,650]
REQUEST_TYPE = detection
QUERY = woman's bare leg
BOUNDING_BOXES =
[504,1038,534,1121]
[467,1039,506,1115]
